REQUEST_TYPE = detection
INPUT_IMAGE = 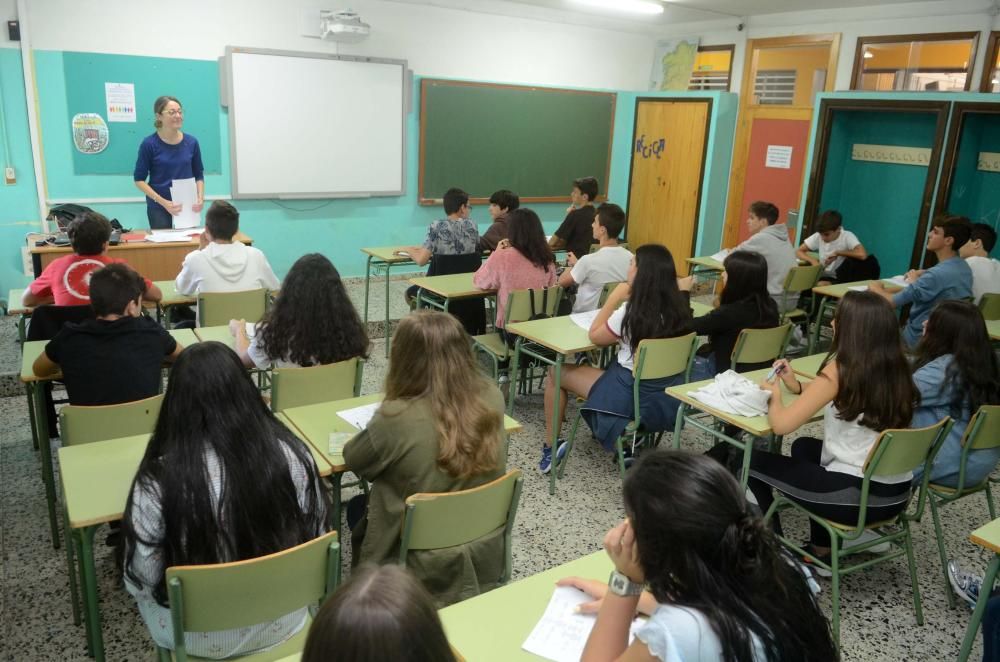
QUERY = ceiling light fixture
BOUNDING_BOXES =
[571,0,664,15]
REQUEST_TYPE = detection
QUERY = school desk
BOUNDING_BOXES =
[408,272,497,312]
[360,246,416,357]
[6,288,30,342]
[789,352,827,379]
[958,517,1000,661]
[667,367,820,487]
[193,324,236,348]
[151,279,195,323]
[808,279,902,353]
[282,394,522,531]
[988,319,999,342]
[439,550,611,661]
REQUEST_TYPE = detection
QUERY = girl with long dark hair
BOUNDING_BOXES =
[473,207,556,332]
[122,342,328,658]
[748,291,918,567]
[231,253,369,369]
[680,250,779,378]
[539,244,692,473]
[561,450,837,661]
[911,300,1000,486]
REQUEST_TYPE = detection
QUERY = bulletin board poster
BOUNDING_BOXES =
[63,51,222,175]
[650,39,700,91]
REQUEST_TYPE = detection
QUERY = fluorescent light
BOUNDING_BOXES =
[571,0,664,15]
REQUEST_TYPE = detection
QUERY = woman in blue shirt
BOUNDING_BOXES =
[133,95,205,229]
[912,300,1000,487]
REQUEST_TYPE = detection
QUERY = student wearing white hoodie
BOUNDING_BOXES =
[732,201,797,313]
[960,222,1000,305]
[175,201,279,298]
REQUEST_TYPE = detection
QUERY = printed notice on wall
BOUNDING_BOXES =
[105,82,136,122]
[765,145,793,169]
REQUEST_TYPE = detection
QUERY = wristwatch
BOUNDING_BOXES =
[608,570,643,597]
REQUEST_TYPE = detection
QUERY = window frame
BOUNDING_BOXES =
[689,44,735,92]
[850,32,980,92]
[980,31,1000,92]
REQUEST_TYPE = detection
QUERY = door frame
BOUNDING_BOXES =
[934,101,1000,219]
[623,96,714,263]
[804,97,950,269]
[722,33,841,248]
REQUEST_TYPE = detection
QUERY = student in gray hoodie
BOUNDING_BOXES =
[733,201,797,313]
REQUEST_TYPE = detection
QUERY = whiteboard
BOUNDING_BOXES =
[224,47,407,199]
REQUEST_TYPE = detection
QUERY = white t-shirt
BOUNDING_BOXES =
[803,229,861,276]
[636,604,765,661]
[570,245,632,313]
[966,255,1000,304]
[606,302,635,369]
[246,326,302,370]
[820,402,911,483]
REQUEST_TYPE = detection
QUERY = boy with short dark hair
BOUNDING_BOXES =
[959,222,1000,304]
[23,211,161,307]
[796,209,867,281]
[558,202,632,312]
[175,200,279,296]
[549,176,599,261]
[870,215,973,347]
[478,189,520,252]
[732,201,797,312]
[33,264,183,405]
[398,187,478,267]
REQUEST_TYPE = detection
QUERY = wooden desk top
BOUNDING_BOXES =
[439,550,610,661]
[690,301,712,318]
[155,280,195,307]
[988,319,999,342]
[361,246,418,264]
[275,412,333,478]
[971,517,1000,554]
[408,273,495,300]
[790,353,828,379]
[6,289,29,315]
[667,367,819,437]
[193,325,235,348]
[59,434,150,528]
[687,256,724,271]
[506,316,597,356]
[29,231,252,255]
[812,279,902,299]
[170,328,199,348]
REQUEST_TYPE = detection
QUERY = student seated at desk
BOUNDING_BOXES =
[122,341,329,659]
[399,187,479,302]
[961,222,1000,305]
[23,211,162,307]
[733,201,797,314]
[477,188,519,252]
[33,264,182,405]
[302,564,454,662]
[560,450,836,662]
[748,291,918,571]
[174,200,279,296]
[796,209,867,285]
[473,208,556,338]
[343,311,505,606]
[678,250,779,379]
[911,301,1000,487]
[230,253,369,369]
[558,202,632,313]
[549,176,599,262]
[540,245,692,474]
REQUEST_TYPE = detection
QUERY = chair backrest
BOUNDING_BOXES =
[634,334,698,381]
[59,394,163,446]
[25,304,94,342]
[979,292,1000,321]
[505,286,562,325]
[426,252,483,277]
[963,405,1000,451]
[730,323,793,368]
[399,471,523,583]
[166,530,340,641]
[782,264,823,294]
[598,281,624,308]
[197,289,268,327]
[271,358,364,412]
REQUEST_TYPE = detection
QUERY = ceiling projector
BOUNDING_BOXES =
[320,10,371,43]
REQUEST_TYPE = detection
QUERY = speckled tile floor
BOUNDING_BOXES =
[0,288,995,661]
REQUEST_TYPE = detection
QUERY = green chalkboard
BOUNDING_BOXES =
[63,51,222,176]
[419,79,615,203]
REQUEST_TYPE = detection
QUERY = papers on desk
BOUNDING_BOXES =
[689,370,770,417]
[569,309,599,331]
[169,177,201,229]
[336,402,381,430]
[884,275,908,288]
[710,248,731,262]
[848,285,868,292]
[395,250,411,257]
[328,432,353,455]
[522,586,643,662]
[145,229,202,243]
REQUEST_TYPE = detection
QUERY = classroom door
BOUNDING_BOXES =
[723,34,841,247]
[625,99,711,276]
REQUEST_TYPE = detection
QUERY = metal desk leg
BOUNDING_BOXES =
[549,355,564,496]
[672,402,687,449]
[363,255,373,329]
[26,381,39,451]
[808,296,829,355]
[507,338,523,417]
[959,554,1000,662]
[18,312,27,344]
[384,262,394,357]
[31,381,61,548]
[78,525,104,661]
[63,502,82,627]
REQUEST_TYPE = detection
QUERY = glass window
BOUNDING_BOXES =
[689,45,734,91]
[748,43,832,108]
[852,33,978,92]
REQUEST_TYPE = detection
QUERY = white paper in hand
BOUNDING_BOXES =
[522,586,642,662]
[569,309,599,331]
[169,177,201,229]
[244,322,257,337]
[710,248,731,262]
[336,402,381,430]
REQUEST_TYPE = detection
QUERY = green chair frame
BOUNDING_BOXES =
[729,322,793,371]
[398,470,523,588]
[270,358,364,412]
[980,292,1000,321]
[472,286,561,382]
[158,530,341,662]
[565,333,699,481]
[926,405,1000,608]
[779,264,822,322]
[764,418,952,646]
[59,394,163,447]
[197,289,269,328]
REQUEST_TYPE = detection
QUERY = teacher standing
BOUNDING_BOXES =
[133,95,205,230]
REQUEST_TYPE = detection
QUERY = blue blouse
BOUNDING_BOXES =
[134,133,204,210]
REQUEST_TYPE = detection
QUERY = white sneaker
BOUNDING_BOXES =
[842,529,891,554]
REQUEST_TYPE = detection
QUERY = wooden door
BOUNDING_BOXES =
[625,99,711,276]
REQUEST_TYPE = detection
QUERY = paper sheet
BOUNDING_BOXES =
[336,402,381,430]
[169,177,201,229]
[710,248,731,262]
[145,230,200,243]
[522,587,643,662]
[884,275,908,288]
[570,309,600,331]
[848,285,868,292]
[245,322,257,337]
[329,432,353,455]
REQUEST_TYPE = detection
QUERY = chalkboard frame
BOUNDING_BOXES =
[418,78,616,205]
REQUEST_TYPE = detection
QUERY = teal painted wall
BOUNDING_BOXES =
[946,112,1000,257]
[0,48,40,294]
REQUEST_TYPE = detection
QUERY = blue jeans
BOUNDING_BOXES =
[147,203,173,229]
[689,355,717,382]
